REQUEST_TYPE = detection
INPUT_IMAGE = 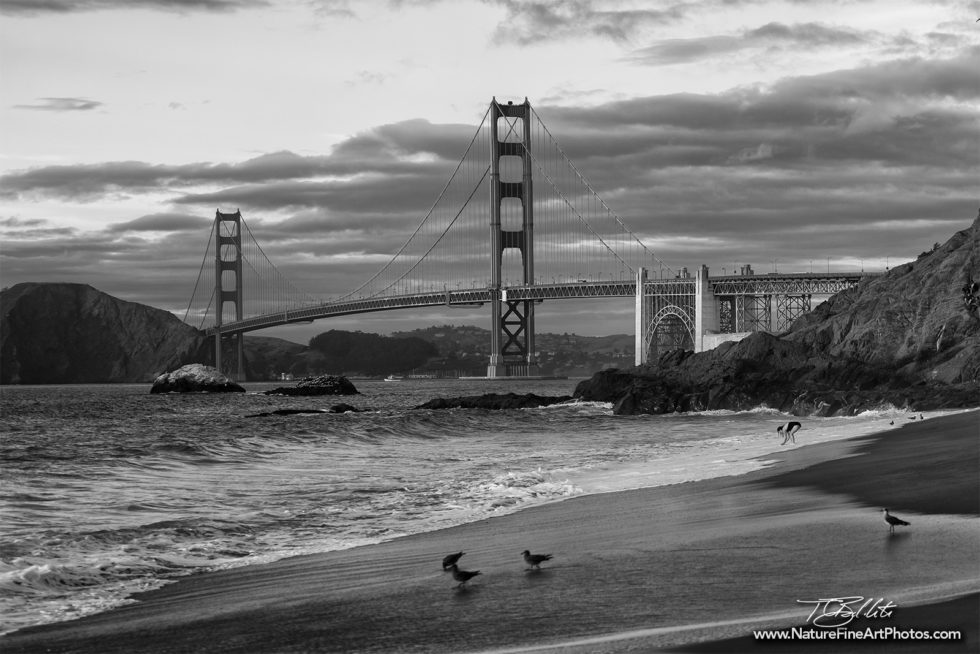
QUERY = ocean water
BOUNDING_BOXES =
[0,379,943,634]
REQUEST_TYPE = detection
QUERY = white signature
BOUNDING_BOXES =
[797,597,897,628]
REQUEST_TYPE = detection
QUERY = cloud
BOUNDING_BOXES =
[726,143,774,164]
[487,0,683,44]
[345,70,393,87]
[0,0,267,15]
[542,50,979,169]
[747,21,870,47]
[0,119,479,202]
[307,0,355,17]
[630,35,742,64]
[107,212,209,233]
[0,216,47,229]
[13,97,104,112]
[629,21,881,65]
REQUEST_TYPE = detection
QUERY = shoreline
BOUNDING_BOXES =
[3,410,977,653]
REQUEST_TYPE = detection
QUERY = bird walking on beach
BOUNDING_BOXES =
[522,550,553,570]
[447,563,481,588]
[882,508,910,533]
[442,551,464,570]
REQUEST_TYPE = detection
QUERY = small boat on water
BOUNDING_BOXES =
[384,374,406,382]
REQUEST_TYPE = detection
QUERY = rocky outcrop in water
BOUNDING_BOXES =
[575,215,980,416]
[150,363,245,393]
[263,375,359,396]
[415,392,573,410]
[1,283,210,384]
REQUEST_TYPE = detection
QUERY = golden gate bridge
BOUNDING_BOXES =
[183,99,874,379]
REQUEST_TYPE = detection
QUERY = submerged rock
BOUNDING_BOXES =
[150,363,245,394]
[415,392,573,410]
[246,403,362,417]
[263,375,359,396]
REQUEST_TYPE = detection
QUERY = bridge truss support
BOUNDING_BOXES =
[775,294,812,332]
[717,292,813,333]
[213,209,245,381]
[488,99,540,377]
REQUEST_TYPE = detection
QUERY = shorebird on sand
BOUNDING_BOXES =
[882,508,910,533]
[447,563,481,588]
[442,551,464,570]
[522,550,553,570]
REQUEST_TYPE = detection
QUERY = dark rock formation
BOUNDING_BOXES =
[415,392,574,410]
[150,364,245,393]
[327,402,361,413]
[576,215,980,416]
[263,375,359,396]
[575,333,977,416]
[246,404,362,417]
[2,283,209,384]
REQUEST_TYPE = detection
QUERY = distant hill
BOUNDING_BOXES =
[239,335,308,380]
[1,283,209,384]
[391,325,635,376]
[308,330,437,376]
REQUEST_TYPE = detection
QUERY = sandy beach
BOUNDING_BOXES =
[3,410,977,654]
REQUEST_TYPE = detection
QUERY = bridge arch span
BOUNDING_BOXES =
[642,304,695,361]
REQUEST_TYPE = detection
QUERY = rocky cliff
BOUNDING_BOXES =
[786,219,980,384]
[575,215,980,415]
[1,283,209,384]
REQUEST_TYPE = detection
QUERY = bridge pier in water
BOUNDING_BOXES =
[213,209,245,381]
[487,98,540,378]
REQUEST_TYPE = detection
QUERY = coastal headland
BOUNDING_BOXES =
[3,410,977,653]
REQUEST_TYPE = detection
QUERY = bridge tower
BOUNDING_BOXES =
[488,98,540,377]
[213,209,245,381]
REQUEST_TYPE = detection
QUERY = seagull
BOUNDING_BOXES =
[522,550,553,570]
[447,563,481,588]
[882,508,910,533]
[442,551,464,571]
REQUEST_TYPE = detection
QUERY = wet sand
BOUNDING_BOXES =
[3,410,978,653]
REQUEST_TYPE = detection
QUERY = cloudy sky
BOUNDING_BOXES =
[1,0,978,342]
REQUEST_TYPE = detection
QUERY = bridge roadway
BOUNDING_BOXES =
[206,271,876,337]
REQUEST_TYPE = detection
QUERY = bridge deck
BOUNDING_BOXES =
[207,272,878,337]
